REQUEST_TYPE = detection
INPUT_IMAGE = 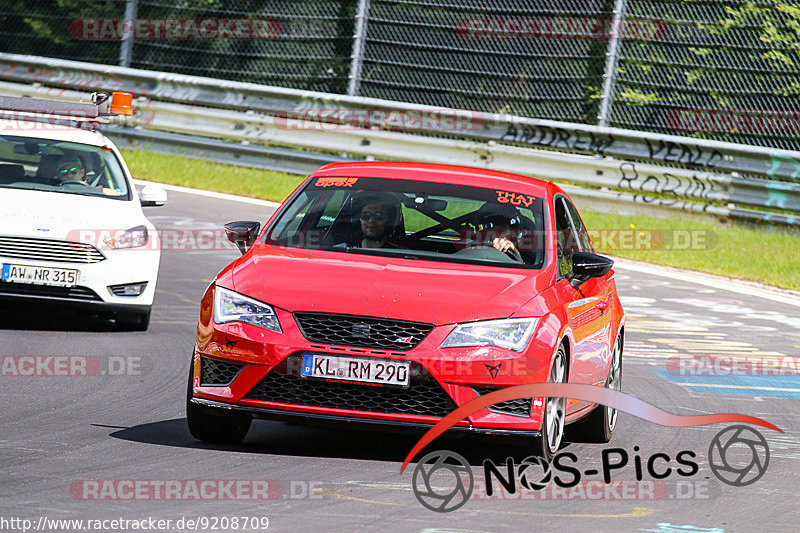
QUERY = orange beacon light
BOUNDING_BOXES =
[109,92,133,115]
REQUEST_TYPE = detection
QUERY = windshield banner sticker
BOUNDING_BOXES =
[315,177,358,187]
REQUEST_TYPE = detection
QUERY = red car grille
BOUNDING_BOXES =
[472,386,533,418]
[293,312,433,351]
[244,355,456,417]
[200,356,244,386]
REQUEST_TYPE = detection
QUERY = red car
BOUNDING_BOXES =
[187,162,624,459]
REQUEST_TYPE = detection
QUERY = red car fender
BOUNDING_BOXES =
[527,318,574,427]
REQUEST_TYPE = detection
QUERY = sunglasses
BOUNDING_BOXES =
[360,211,387,221]
[58,166,82,175]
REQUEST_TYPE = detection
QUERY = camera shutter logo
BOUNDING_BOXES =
[412,450,473,513]
[517,455,552,491]
[708,425,769,487]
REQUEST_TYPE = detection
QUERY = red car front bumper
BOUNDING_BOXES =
[192,301,557,436]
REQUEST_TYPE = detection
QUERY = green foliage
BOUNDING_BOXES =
[0,0,354,92]
[723,0,800,72]
[618,88,660,106]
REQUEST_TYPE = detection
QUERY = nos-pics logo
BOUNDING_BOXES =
[402,384,779,513]
[412,425,770,513]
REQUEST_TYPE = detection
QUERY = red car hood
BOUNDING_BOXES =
[229,246,549,325]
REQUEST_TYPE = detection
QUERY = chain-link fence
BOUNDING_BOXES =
[356,0,614,124]
[0,0,355,93]
[614,0,800,152]
[1,0,799,150]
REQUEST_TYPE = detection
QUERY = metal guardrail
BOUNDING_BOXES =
[1,53,799,226]
[104,126,352,176]
[108,127,800,227]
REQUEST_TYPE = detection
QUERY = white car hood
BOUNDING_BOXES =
[0,188,148,241]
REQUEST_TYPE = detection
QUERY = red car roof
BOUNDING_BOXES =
[311,161,556,197]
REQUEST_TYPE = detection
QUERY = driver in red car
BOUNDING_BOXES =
[356,192,402,249]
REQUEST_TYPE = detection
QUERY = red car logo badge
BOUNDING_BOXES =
[352,323,370,338]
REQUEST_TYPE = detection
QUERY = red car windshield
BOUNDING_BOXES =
[266,177,546,268]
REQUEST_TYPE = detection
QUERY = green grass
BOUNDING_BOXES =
[581,211,800,291]
[121,148,800,291]
[121,149,305,201]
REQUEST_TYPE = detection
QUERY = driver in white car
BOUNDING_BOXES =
[54,154,86,184]
[53,154,121,195]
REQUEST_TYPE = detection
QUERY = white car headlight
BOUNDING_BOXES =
[214,286,282,333]
[105,225,148,249]
[440,318,538,352]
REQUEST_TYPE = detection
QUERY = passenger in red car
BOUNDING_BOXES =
[475,203,525,261]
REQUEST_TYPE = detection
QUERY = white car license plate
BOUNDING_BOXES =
[1,263,79,287]
[301,353,410,387]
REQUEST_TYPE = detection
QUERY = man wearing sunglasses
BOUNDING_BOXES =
[54,154,86,185]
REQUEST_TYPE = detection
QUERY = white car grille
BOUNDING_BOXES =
[0,235,105,264]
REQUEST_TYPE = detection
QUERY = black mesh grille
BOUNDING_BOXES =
[473,387,532,418]
[200,356,245,386]
[293,312,433,351]
[245,355,456,417]
[0,282,102,301]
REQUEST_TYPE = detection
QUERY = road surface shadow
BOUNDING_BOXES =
[107,417,575,465]
[0,306,119,332]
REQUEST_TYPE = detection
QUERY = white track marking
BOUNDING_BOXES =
[612,258,800,307]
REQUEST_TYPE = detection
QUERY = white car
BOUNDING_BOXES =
[0,94,166,330]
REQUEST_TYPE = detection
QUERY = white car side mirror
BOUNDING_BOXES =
[140,185,167,207]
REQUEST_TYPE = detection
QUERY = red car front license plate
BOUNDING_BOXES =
[301,353,410,388]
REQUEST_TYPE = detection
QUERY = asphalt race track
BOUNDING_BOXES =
[2,187,799,532]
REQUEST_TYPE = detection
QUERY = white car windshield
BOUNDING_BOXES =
[265,177,546,268]
[0,135,130,199]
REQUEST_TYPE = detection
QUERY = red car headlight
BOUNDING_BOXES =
[440,317,539,352]
[214,286,282,333]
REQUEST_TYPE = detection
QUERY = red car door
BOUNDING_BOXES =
[553,196,612,414]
